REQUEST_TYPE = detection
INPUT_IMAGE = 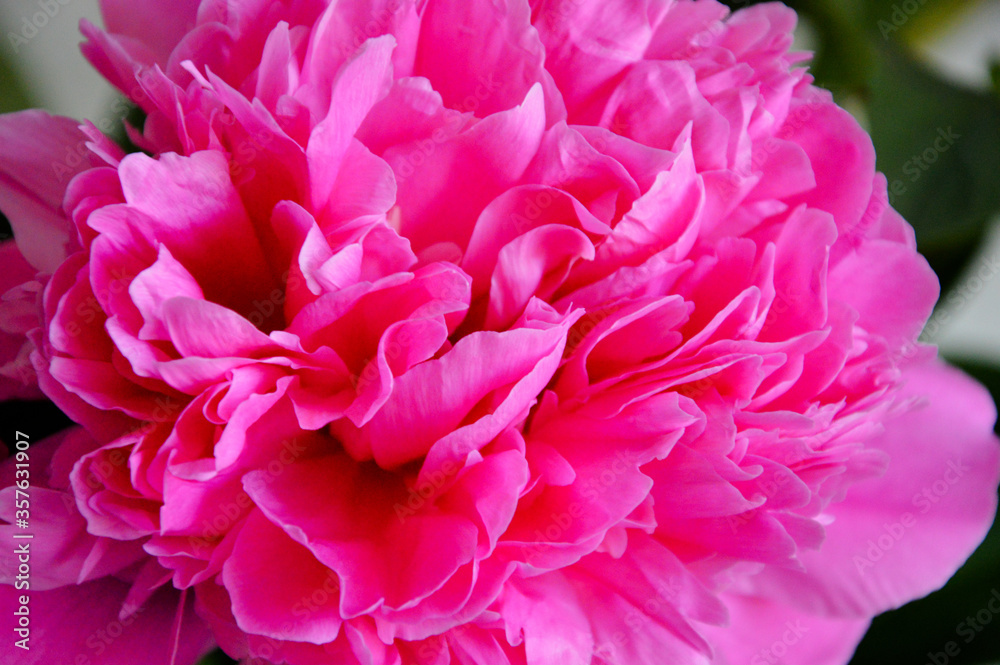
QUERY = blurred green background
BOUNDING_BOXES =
[1,1,999,664]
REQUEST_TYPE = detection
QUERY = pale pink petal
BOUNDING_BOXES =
[0,112,102,272]
[750,360,1000,617]
[704,593,869,665]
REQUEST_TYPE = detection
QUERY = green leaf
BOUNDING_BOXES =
[866,42,1000,292]
[780,0,877,97]
[196,649,237,665]
[0,41,35,113]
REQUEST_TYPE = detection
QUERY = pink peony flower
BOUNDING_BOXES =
[1,0,998,664]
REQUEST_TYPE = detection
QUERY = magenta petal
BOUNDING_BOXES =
[0,578,213,665]
[389,83,547,253]
[0,241,41,399]
[2,2,996,662]
[0,485,145,589]
[99,0,201,64]
[254,22,296,110]
[333,306,575,468]
[415,0,565,121]
[116,151,278,315]
[500,573,595,665]
[130,245,205,342]
[486,224,595,329]
[244,454,478,619]
[828,239,938,353]
[162,298,275,358]
[307,35,396,211]
[0,428,145,590]
[223,510,344,644]
[782,100,876,236]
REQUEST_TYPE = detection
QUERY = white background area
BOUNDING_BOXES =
[1,0,998,364]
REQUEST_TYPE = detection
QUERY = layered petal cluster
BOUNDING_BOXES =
[1,1,998,664]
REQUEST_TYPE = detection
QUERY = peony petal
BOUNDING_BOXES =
[223,510,344,644]
[0,112,102,272]
[415,0,566,122]
[244,453,479,619]
[704,592,870,665]
[99,0,201,64]
[750,359,1000,617]
[388,83,546,253]
[0,241,42,399]
[116,151,279,317]
[332,304,575,469]
[307,35,396,211]
[0,577,213,665]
